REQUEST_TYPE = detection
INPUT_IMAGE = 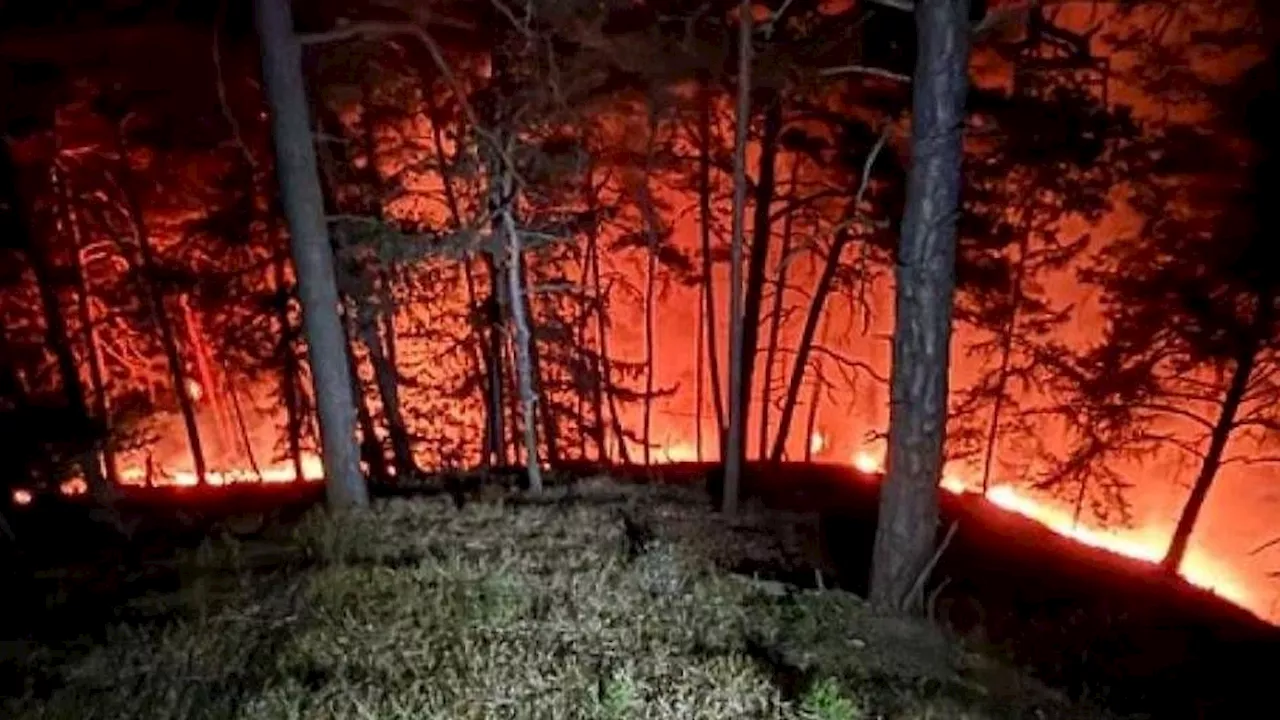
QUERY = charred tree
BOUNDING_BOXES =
[256,0,367,508]
[870,0,971,614]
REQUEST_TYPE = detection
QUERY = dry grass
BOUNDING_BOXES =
[2,478,1112,719]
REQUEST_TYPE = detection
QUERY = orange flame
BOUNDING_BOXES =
[11,489,33,506]
[846,446,1254,611]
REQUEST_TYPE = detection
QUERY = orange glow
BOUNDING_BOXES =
[117,452,325,488]
[809,432,828,455]
[853,450,883,474]
[12,489,33,506]
[60,478,88,496]
[659,442,698,463]
[930,473,1254,610]
[185,379,203,402]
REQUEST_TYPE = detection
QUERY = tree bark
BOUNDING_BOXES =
[256,0,367,507]
[722,0,753,515]
[769,228,854,462]
[869,0,971,614]
[121,178,208,488]
[1161,342,1256,573]
[760,159,800,459]
[697,80,728,454]
[736,97,784,460]
[53,162,120,492]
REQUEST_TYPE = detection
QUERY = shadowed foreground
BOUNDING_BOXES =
[1,478,1103,719]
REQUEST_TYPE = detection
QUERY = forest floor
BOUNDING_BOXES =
[0,476,1112,720]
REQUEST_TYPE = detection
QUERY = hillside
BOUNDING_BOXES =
[2,478,1103,720]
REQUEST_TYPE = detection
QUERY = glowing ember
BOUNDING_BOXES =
[60,478,88,496]
[809,432,828,455]
[12,489,33,506]
[117,452,325,488]
[852,450,882,474]
[185,379,203,402]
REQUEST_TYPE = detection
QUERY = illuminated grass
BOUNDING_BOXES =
[3,480,1109,719]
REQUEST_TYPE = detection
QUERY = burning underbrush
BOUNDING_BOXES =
[1,478,1102,720]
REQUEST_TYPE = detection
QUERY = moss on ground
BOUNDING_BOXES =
[2,478,1112,719]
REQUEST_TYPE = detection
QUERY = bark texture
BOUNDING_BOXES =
[256,0,367,508]
[869,0,971,613]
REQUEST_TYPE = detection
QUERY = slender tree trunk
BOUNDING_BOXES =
[228,381,265,482]
[722,0,753,514]
[27,223,109,493]
[520,260,559,466]
[499,190,542,491]
[803,314,832,462]
[1161,343,1256,574]
[272,247,307,483]
[585,167,629,464]
[770,229,853,461]
[696,283,705,462]
[344,312,387,481]
[869,0,971,614]
[697,81,728,453]
[256,0,367,507]
[638,114,662,466]
[53,163,120,491]
[358,299,414,480]
[122,181,208,488]
[736,97,784,460]
[979,232,1029,494]
[760,159,800,460]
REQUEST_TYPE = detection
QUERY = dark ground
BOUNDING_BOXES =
[3,461,1277,718]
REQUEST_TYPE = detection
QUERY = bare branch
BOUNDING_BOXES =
[818,65,912,83]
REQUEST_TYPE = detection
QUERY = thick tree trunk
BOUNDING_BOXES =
[869,0,971,614]
[697,81,728,454]
[722,0,753,515]
[736,97,784,460]
[1161,344,1256,574]
[256,0,367,507]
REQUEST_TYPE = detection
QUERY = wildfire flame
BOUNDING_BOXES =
[809,432,828,455]
[844,446,1254,610]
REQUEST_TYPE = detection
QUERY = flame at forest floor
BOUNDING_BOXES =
[4,436,1263,620]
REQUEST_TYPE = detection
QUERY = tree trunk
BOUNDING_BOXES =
[585,167,629,464]
[345,311,387,481]
[697,80,728,454]
[769,229,853,461]
[736,96,784,460]
[272,246,307,483]
[759,159,800,460]
[869,0,971,614]
[979,231,1029,495]
[358,296,415,480]
[123,182,208,488]
[1161,343,1256,573]
[256,0,367,507]
[803,314,833,462]
[53,162,120,491]
[520,260,559,466]
[722,0,753,515]
[499,189,542,491]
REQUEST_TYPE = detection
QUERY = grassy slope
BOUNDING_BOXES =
[3,479,1109,720]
